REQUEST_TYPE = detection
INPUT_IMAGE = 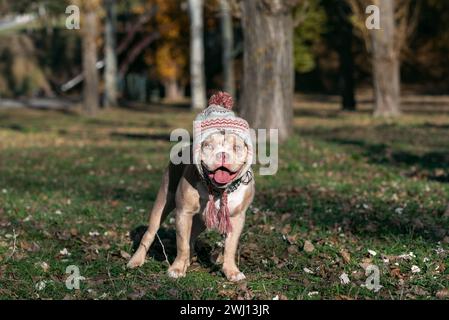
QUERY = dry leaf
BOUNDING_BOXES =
[359,258,372,270]
[36,261,49,272]
[287,245,298,254]
[436,288,449,299]
[390,268,403,278]
[128,289,146,300]
[280,213,291,222]
[303,240,315,253]
[70,228,78,236]
[339,272,350,284]
[340,249,351,264]
[286,234,298,244]
[281,224,292,235]
[120,250,131,260]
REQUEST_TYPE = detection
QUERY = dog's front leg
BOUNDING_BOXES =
[222,212,246,282]
[167,209,194,278]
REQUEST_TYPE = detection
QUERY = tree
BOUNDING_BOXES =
[144,0,189,101]
[349,0,421,117]
[240,0,297,142]
[78,0,101,115]
[188,0,206,110]
[220,0,235,98]
[103,0,118,108]
[370,0,400,117]
[323,0,356,111]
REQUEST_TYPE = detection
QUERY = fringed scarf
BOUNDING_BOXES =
[205,185,232,235]
[203,171,252,235]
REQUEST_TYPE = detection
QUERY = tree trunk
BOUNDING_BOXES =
[337,1,356,111]
[220,0,235,98]
[339,32,356,111]
[103,0,118,108]
[370,0,400,117]
[82,9,99,115]
[188,0,206,110]
[164,79,183,101]
[240,0,294,142]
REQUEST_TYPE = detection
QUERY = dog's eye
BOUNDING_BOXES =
[234,145,242,152]
[203,143,212,150]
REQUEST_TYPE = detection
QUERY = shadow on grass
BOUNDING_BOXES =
[256,186,449,242]
[119,101,191,113]
[130,225,216,269]
[298,124,449,183]
[110,132,171,141]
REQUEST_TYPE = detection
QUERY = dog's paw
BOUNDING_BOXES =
[127,249,146,269]
[127,257,145,269]
[223,268,246,282]
[167,267,186,279]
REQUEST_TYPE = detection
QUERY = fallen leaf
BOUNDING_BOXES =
[128,289,146,300]
[286,234,298,245]
[303,240,315,253]
[59,248,71,256]
[36,262,49,272]
[303,267,314,274]
[413,286,428,296]
[390,268,402,278]
[35,280,46,291]
[436,289,449,299]
[359,258,372,270]
[339,272,350,285]
[120,250,131,260]
[237,282,254,300]
[281,224,292,235]
[411,265,421,273]
[280,213,291,222]
[287,245,298,254]
[340,249,351,264]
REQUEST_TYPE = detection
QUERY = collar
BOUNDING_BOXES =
[200,169,253,196]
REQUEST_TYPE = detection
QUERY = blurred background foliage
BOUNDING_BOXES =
[0,0,448,99]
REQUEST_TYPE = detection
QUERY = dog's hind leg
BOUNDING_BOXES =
[127,163,182,269]
[189,214,206,258]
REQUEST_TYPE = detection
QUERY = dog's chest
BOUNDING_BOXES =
[201,184,250,214]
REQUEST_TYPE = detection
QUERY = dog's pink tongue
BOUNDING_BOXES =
[213,169,232,184]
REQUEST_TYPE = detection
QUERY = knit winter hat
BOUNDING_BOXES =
[193,92,253,187]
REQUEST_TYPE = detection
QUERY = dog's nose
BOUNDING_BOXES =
[216,152,229,163]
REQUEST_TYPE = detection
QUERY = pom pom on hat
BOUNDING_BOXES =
[208,91,234,110]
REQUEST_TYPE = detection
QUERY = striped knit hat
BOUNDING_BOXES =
[193,92,253,185]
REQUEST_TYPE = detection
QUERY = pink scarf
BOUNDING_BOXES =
[205,186,232,234]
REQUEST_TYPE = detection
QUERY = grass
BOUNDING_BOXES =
[0,99,448,300]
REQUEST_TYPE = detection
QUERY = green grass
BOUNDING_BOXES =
[0,102,448,300]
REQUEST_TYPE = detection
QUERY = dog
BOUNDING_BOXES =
[127,92,254,282]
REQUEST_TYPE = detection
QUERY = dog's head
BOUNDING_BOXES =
[200,131,249,187]
[193,92,253,188]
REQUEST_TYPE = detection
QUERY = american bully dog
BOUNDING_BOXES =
[127,92,254,282]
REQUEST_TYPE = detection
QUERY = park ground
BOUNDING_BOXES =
[0,94,448,299]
